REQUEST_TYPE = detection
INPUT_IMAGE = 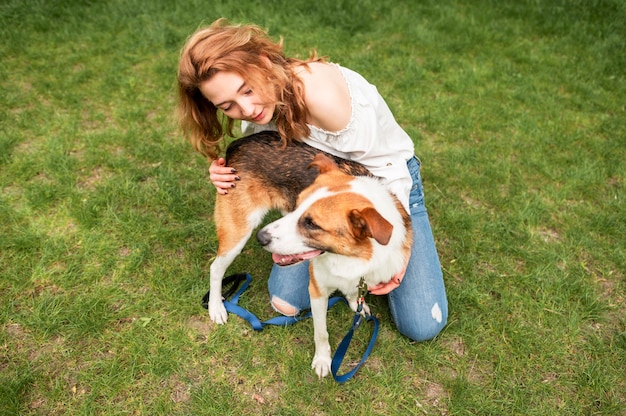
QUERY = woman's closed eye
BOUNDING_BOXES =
[219,90,253,112]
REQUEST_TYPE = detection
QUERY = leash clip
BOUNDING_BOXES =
[356,277,367,313]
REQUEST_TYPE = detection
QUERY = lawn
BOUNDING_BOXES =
[1,0,624,414]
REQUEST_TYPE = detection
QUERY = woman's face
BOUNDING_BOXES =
[199,71,275,125]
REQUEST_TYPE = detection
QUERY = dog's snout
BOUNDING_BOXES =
[256,228,272,246]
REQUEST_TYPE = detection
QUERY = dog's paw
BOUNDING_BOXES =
[311,354,332,378]
[208,300,228,324]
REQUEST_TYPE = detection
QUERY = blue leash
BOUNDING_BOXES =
[331,277,379,383]
[201,273,379,382]
[331,312,379,383]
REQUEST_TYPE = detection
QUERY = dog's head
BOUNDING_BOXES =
[257,154,406,277]
[300,153,393,246]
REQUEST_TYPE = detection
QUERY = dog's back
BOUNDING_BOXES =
[224,131,370,212]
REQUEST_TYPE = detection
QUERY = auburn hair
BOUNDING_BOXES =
[177,18,323,160]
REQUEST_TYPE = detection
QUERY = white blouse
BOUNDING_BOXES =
[242,64,415,211]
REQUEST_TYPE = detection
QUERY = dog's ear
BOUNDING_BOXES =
[308,153,339,174]
[348,207,393,245]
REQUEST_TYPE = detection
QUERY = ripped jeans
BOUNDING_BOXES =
[267,156,448,342]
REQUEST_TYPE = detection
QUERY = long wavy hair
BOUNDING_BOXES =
[177,18,323,160]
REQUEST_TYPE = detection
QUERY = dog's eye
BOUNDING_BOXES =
[301,215,321,231]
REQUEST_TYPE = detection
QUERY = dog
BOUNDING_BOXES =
[256,152,413,378]
[206,131,371,325]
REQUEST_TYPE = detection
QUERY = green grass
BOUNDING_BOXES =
[1,0,624,414]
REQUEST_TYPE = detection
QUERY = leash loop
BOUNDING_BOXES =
[201,273,378,382]
[201,273,341,330]
[330,310,379,383]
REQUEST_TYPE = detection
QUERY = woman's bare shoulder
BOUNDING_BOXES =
[297,62,351,132]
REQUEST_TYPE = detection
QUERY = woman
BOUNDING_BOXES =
[177,18,447,341]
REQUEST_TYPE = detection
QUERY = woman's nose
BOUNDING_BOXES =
[240,100,254,117]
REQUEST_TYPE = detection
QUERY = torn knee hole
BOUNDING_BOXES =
[271,296,299,316]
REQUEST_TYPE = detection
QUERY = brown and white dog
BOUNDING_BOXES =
[206,131,371,325]
[256,153,413,378]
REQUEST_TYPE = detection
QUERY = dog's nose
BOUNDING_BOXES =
[256,228,272,246]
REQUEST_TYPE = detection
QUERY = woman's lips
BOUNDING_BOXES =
[252,110,264,122]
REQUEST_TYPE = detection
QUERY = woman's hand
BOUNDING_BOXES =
[368,259,408,295]
[209,157,240,194]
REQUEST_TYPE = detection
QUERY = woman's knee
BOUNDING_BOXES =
[270,296,300,316]
[268,261,311,316]
[395,302,447,342]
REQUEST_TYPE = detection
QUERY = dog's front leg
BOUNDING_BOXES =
[208,256,230,324]
[310,294,332,378]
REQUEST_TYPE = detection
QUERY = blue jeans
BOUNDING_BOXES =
[267,156,448,341]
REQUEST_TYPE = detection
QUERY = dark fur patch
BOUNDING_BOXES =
[225,131,372,211]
